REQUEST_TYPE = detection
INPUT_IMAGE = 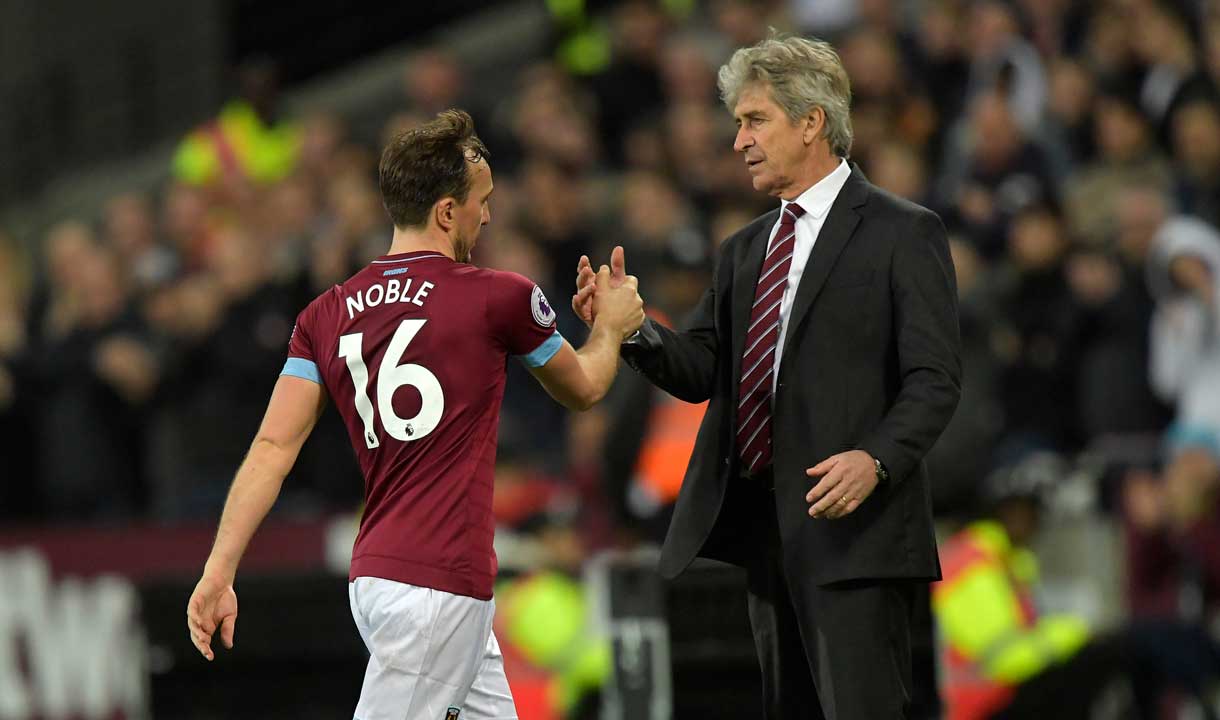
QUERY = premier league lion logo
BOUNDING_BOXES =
[531,285,557,327]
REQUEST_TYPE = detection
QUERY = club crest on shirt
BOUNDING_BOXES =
[445,708,461,719]
[531,285,556,328]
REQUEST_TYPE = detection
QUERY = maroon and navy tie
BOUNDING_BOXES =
[737,202,805,475]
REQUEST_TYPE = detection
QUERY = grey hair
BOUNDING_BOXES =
[718,33,853,157]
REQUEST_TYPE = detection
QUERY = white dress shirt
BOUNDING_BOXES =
[767,159,852,392]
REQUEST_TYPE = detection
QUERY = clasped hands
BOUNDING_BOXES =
[572,245,644,340]
[571,248,878,520]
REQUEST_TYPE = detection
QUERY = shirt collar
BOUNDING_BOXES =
[782,159,851,220]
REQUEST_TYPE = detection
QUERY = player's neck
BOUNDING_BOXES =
[386,226,457,260]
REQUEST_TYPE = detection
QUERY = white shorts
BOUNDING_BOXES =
[348,577,517,720]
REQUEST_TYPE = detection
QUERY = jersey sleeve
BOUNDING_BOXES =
[486,271,563,368]
[281,301,323,384]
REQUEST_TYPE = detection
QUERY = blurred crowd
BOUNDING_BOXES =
[2,0,1220,626]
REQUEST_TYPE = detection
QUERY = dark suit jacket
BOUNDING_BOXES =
[622,165,962,586]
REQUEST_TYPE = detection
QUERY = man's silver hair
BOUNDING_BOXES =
[718,33,853,157]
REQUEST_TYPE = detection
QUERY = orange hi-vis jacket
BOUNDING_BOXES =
[932,521,1090,720]
[632,394,707,507]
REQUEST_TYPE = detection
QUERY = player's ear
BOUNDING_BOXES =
[434,197,456,232]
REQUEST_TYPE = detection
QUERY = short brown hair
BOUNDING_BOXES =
[378,109,489,229]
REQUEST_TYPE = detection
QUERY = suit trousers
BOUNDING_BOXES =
[743,473,915,719]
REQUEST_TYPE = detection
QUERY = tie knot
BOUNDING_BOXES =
[783,202,806,222]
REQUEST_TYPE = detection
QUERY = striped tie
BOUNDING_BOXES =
[737,202,805,475]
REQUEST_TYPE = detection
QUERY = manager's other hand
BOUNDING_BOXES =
[806,450,879,519]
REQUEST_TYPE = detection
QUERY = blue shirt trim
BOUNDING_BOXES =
[281,357,322,384]
[517,331,563,368]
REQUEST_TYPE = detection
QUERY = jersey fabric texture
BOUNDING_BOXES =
[283,250,561,600]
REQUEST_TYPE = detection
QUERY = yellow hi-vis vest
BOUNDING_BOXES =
[932,521,1090,720]
[172,100,301,187]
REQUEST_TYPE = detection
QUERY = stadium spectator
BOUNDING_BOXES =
[1066,81,1173,247]
[172,59,302,195]
[1148,214,1220,453]
[936,453,1220,720]
[1170,94,1220,227]
[948,91,1058,260]
[992,205,1083,454]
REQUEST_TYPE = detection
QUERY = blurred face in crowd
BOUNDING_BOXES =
[45,221,95,291]
[622,172,683,243]
[77,247,127,327]
[1172,100,1220,181]
[1130,1,1194,67]
[520,160,583,238]
[841,29,899,100]
[868,142,927,201]
[1048,59,1094,126]
[105,194,156,257]
[661,38,715,104]
[733,83,824,199]
[449,155,493,263]
[1116,186,1168,262]
[404,50,463,112]
[997,497,1040,547]
[969,0,1018,61]
[1084,7,1130,75]
[1009,209,1066,271]
[163,183,209,248]
[211,226,266,299]
[613,0,668,62]
[1095,98,1149,162]
[971,93,1021,169]
[919,1,961,60]
[1169,255,1214,303]
[665,102,721,170]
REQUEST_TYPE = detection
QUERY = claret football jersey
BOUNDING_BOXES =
[282,250,562,599]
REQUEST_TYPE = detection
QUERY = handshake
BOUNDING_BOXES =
[570,245,646,341]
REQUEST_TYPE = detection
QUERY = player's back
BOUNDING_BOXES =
[285,250,560,600]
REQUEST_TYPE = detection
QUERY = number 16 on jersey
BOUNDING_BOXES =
[338,319,446,449]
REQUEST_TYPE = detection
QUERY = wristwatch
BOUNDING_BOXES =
[874,457,890,484]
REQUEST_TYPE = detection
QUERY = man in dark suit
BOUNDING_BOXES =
[575,34,962,718]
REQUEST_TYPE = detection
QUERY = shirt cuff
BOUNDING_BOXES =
[517,330,564,368]
[281,357,322,384]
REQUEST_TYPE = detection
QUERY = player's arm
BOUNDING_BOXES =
[187,374,326,660]
[531,267,643,411]
[204,374,327,578]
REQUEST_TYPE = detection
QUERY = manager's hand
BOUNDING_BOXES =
[806,450,878,519]
[573,245,627,328]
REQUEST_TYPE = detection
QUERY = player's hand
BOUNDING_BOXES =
[592,264,644,341]
[187,573,238,661]
[805,450,878,520]
[573,246,627,328]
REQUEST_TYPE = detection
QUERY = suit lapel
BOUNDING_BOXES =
[779,166,870,363]
[729,209,779,395]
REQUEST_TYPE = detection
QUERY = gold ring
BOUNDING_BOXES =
[837,496,849,505]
